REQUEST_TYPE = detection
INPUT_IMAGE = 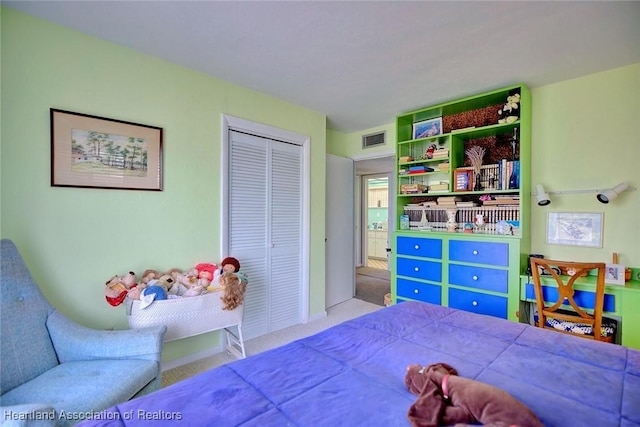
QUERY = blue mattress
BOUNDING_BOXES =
[79,301,640,426]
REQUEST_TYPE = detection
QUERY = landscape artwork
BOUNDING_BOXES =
[71,129,148,177]
[51,109,162,191]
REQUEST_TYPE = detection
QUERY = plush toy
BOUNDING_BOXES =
[104,271,137,306]
[219,271,248,310]
[424,143,437,159]
[404,362,543,427]
[498,89,521,124]
[139,274,177,308]
[140,269,161,285]
[195,263,216,288]
[210,257,242,291]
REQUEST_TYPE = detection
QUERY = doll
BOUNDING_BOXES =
[218,271,248,310]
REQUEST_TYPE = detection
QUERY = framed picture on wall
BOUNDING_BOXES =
[412,117,442,139]
[51,109,163,191]
[546,212,603,248]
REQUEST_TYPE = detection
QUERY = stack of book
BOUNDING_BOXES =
[408,165,434,174]
[456,201,479,207]
[436,196,461,207]
[428,182,449,192]
[481,195,520,206]
[437,162,450,172]
[431,149,449,160]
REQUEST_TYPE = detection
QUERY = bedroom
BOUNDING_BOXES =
[1,2,639,425]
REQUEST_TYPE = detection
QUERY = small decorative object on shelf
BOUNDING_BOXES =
[465,145,486,191]
[446,209,457,232]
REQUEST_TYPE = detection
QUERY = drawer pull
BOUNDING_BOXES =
[414,245,420,250]
[414,267,420,272]
[472,250,479,255]
[414,289,419,294]
[472,275,478,281]
[472,301,478,306]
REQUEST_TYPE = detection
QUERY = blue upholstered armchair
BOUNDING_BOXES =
[0,240,167,426]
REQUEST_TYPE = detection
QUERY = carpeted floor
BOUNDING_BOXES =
[355,266,390,307]
[161,298,382,387]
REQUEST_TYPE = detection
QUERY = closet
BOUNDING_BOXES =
[228,130,303,340]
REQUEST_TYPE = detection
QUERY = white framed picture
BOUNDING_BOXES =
[546,212,603,248]
[412,117,442,140]
[605,263,625,286]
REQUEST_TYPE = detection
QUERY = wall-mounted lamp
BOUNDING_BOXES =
[535,184,551,206]
[532,182,636,206]
[597,183,629,204]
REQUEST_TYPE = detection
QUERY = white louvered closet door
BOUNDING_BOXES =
[229,130,302,340]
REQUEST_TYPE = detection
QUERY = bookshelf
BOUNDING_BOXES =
[392,85,531,321]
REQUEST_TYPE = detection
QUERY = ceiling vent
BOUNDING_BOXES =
[362,131,386,149]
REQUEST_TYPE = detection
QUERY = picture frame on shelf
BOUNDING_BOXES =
[412,117,442,140]
[454,169,473,192]
[51,109,163,191]
[546,212,603,248]
[605,263,625,286]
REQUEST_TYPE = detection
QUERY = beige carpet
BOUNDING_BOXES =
[355,266,390,307]
[161,298,382,387]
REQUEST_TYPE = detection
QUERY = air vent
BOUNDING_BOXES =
[362,131,386,149]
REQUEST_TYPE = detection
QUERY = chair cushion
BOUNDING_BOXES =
[0,359,158,420]
[534,310,617,338]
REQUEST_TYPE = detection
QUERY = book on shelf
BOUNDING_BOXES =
[456,201,479,207]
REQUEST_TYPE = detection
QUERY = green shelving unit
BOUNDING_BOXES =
[392,85,531,322]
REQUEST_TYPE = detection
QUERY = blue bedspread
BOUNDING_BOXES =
[79,301,640,426]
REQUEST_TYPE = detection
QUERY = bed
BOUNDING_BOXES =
[79,301,640,427]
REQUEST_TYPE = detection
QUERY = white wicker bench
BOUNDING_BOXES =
[126,291,246,359]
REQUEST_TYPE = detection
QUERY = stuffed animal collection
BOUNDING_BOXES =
[103,257,248,310]
[404,362,543,427]
[497,89,521,124]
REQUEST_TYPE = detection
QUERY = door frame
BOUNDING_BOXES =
[221,114,311,322]
[352,150,395,269]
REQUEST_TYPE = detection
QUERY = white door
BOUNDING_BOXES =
[325,154,354,308]
[228,130,303,339]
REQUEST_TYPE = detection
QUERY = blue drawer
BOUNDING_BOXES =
[397,257,442,282]
[397,278,442,305]
[397,236,442,259]
[449,240,509,267]
[448,288,508,319]
[449,264,508,293]
[524,283,615,312]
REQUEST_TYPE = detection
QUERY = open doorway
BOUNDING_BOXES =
[363,175,389,271]
[354,155,394,306]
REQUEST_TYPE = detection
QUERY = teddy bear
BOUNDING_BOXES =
[404,362,543,427]
[104,271,137,306]
[497,89,521,124]
[218,271,248,310]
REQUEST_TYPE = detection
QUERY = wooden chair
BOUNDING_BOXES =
[530,258,616,343]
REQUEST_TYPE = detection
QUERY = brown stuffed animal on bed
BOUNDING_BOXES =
[404,363,543,427]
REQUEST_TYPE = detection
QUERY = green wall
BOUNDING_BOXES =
[0,8,327,362]
[530,64,639,267]
[329,64,640,269]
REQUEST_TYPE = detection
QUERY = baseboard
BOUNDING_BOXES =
[161,344,224,372]
[308,310,327,323]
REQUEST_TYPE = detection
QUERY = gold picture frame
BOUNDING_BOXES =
[51,109,163,191]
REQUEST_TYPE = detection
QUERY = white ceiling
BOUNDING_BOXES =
[4,1,640,135]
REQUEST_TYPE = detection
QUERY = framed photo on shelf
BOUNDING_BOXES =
[412,117,442,139]
[51,109,163,191]
[454,169,473,192]
[605,263,625,286]
[546,212,603,248]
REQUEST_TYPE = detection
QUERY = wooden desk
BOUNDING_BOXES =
[520,275,640,349]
